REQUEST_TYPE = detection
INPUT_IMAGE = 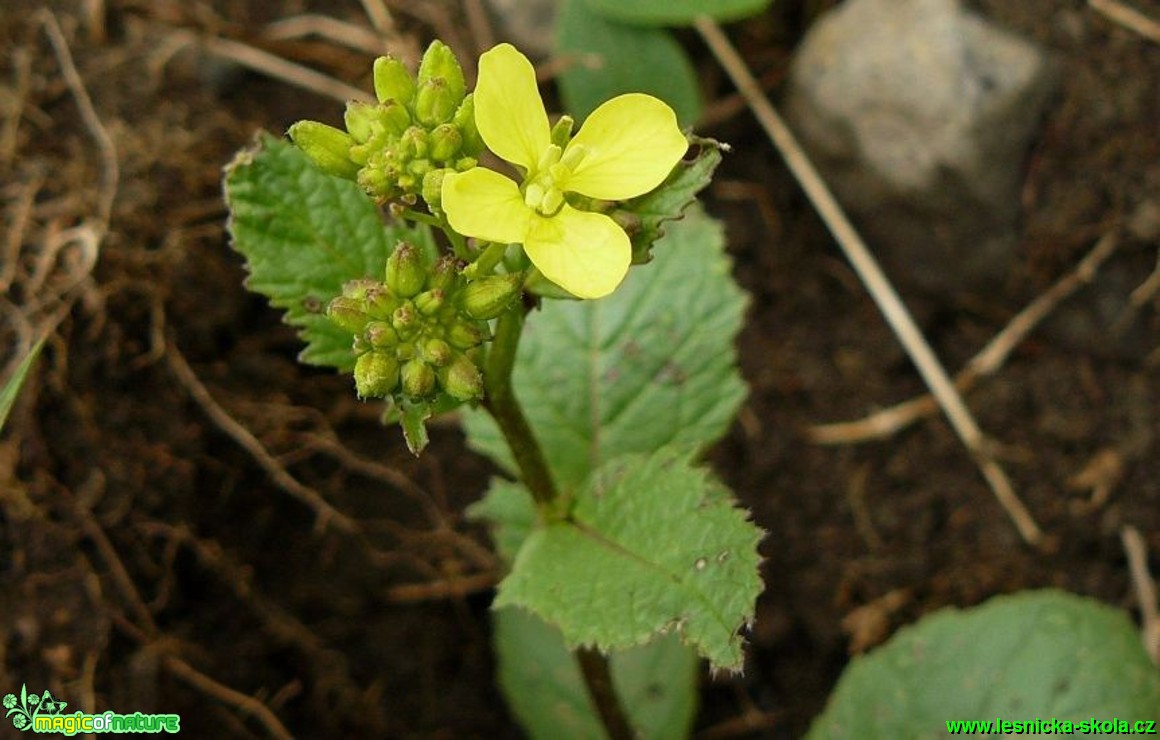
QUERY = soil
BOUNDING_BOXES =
[2,1,1158,738]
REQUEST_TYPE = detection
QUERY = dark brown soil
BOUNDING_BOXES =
[3,1,1158,738]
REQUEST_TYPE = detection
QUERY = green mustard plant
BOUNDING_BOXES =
[225,41,762,738]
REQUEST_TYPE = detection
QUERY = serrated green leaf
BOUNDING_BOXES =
[400,401,431,456]
[463,208,747,491]
[495,447,764,671]
[557,0,701,127]
[0,340,44,434]
[808,590,1160,738]
[495,607,699,740]
[585,0,772,26]
[622,140,723,264]
[223,133,433,371]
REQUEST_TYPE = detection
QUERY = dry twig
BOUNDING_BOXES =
[1121,526,1160,665]
[808,231,1121,444]
[694,16,1043,545]
[1089,0,1160,44]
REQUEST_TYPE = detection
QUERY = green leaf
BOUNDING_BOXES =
[0,340,44,434]
[463,207,747,491]
[400,400,431,456]
[495,607,699,740]
[556,0,701,127]
[808,590,1160,738]
[467,479,538,565]
[584,0,772,26]
[622,138,723,264]
[223,133,433,371]
[495,447,764,672]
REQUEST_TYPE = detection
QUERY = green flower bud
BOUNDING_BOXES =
[446,319,486,349]
[373,55,415,105]
[454,156,478,173]
[362,284,398,319]
[354,351,400,398]
[417,40,466,105]
[461,273,523,320]
[288,121,359,180]
[391,302,418,335]
[550,115,575,150]
[452,95,484,157]
[439,353,484,402]
[407,158,433,179]
[379,100,412,138]
[414,79,458,127]
[386,242,426,298]
[326,296,370,334]
[413,288,446,316]
[341,278,378,299]
[429,123,462,162]
[427,254,460,293]
[401,359,436,399]
[343,101,378,143]
[364,320,398,349]
[421,337,453,367]
[399,126,430,159]
[421,168,451,212]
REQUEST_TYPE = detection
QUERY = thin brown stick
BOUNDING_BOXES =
[263,15,389,56]
[463,0,497,53]
[1089,0,1160,44]
[38,10,119,228]
[809,231,1121,444]
[166,337,360,535]
[695,16,1042,545]
[385,572,498,603]
[1121,526,1160,666]
[164,657,294,740]
[358,0,396,34]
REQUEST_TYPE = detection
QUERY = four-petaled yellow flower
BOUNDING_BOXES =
[441,44,688,299]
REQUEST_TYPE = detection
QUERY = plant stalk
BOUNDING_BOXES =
[481,306,635,740]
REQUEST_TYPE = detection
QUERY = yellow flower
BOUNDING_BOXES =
[441,44,688,299]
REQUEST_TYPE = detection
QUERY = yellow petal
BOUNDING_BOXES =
[442,168,531,244]
[524,206,630,299]
[563,93,688,201]
[474,44,551,172]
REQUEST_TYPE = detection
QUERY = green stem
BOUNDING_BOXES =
[401,208,468,258]
[481,307,557,509]
[481,307,635,740]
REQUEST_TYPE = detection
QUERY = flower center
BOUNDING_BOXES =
[523,144,588,217]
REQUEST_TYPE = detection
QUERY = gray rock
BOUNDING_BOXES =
[784,0,1058,295]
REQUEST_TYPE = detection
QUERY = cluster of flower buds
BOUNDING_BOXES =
[328,242,523,405]
[288,41,484,211]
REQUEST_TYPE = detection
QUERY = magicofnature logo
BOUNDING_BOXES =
[4,684,180,735]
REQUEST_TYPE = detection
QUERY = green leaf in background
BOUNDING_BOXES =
[620,139,723,265]
[223,133,433,371]
[495,447,764,672]
[584,0,773,26]
[495,607,699,740]
[807,589,1160,738]
[463,208,747,491]
[0,340,45,434]
[556,0,701,127]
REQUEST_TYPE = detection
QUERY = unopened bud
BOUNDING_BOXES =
[446,319,486,349]
[429,124,462,162]
[374,55,416,105]
[362,284,398,319]
[417,41,466,105]
[354,351,400,398]
[364,320,398,349]
[427,254,460,293]
[391,302,418,335]
[399,126,430,159]
[379,100,412,138]
[414,79,458,127]
[326,296,370,334]
[452,96,484,156]
[421,168,450,212]
[386,242,427,298]
[462,273,523,320]
[401,359,436,399]
[288,121,359,180]
[421,338,453,367]
[414,288,446,316]
[343,101,378,143]
[439,353,484,402]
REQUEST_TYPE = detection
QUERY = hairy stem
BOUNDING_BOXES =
[482,306,635,740]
